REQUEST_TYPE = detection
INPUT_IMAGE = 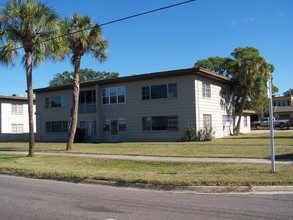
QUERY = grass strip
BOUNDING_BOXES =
[0,131,292,159]
[0,155,292,186]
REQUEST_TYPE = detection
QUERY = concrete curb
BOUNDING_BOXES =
[1,171,293,193]
[81,179,293,193]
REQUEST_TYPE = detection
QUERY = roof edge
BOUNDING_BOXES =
[34,67,231,93]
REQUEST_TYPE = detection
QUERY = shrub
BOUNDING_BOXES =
[184,126,215,142]
[197,127,215,141]
[184,124,197,141]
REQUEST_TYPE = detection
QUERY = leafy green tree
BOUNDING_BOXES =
[194,56,231,76]
[194,47,274,135]
[0,0,68,156]
[49,68,118,86]
[63,14,108,150]
[283,88,293,96]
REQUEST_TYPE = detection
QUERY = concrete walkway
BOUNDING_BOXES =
[1,151,292,165]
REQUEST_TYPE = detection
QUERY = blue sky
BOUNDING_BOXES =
[0,0,292,96]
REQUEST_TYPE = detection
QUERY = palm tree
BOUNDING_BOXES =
[64,14,108,150]
[0,0,68,156]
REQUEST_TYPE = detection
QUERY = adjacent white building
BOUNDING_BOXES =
[0,95,36,141]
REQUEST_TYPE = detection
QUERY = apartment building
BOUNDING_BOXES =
[34,68,251,142]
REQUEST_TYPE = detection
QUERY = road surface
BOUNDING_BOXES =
[0,175,292,220]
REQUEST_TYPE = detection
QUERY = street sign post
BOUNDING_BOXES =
[268,76,276,172]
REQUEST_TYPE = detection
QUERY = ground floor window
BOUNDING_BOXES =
[142,116,178,131]
[203,114,212,129]
[46,121,68,132]
[103,118,127,132]
[11,124,23,133]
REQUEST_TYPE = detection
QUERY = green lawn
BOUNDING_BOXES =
[0,132,292,159]
[0,155,292,186]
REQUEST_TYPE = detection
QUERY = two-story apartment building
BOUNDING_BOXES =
[0,95,36,141]
[273,95,293,126]
[34,67,251,142]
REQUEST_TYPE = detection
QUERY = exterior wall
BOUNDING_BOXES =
[36,90,72,142]
[273,96,293,107]
[98,75,196,142]
[36,87,98,142]
[194,76,233,138]
[0,98,36,141]
[35,69,250,142]
[235,115,251,134]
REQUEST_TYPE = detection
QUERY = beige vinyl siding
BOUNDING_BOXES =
[36,90,72,142]
[36,87,99,142]
[99,75,196,142]
[194,76,233,138]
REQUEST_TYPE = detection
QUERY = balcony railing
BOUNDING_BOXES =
[79,103,96,114]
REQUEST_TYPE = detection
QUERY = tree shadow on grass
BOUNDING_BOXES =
[232,136,293,140]
[274,153,293,161]
[0,148,22,151]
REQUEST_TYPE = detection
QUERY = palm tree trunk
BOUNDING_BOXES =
[66,56,81,150]
[26,52,35,156]
[234,88,249,135]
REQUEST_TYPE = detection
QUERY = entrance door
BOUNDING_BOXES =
[110,120,119,142]
[111,120,118,135]
[80,121,96,142]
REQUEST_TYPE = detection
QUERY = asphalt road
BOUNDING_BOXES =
[0,175,293,220]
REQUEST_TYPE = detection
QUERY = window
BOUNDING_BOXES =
[11,124,23,133]
[103,118,126,132]
[142,116,178,131]
[102,86,125,104]
[202,82,211,98]
[203,114,212,128]
[103,119,110,132]
[142,83,177,100]
[45,96,67,108]
[142,86,150,100]
[46,121,68,132]
[79,90,96,113]
[11,104,23,114]
[119,118,126,131]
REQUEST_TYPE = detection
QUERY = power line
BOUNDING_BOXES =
[0,0,195,52]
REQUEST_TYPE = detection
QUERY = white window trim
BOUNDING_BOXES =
[102,86,126,105]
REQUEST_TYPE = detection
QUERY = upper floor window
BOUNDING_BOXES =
[11,104,23,114]
[202,82,211,98]
[142,83,177,100]
[79,90,96,113]
[80,90,96,104]
[102,86,125,105]
[45,96,67,108]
